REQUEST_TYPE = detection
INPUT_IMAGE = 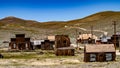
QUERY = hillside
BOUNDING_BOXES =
[0,11,120,44]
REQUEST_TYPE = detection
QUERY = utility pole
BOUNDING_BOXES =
[113,21,117,49]
[76,29,78,50]
[91,26,93,39]
[119,36,120,52]
[90,25,94,44]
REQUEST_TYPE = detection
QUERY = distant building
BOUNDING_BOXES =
[96,34,112,44]
[55,35,75,56]
[111,34,120,47]
[84,44,116,62]
[31,40,44,49]
[96,33,120,47]
[55,35,70,48]
[41,40,54,50]
[9,34,33,51]
[31,36,55,50]
[47,36,55,41]
[77,34,98,44]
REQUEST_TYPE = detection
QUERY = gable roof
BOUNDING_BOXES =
[85,44,115,53]
[78,34,98,40]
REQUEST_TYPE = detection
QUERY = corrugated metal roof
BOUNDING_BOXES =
[85,44,115,53]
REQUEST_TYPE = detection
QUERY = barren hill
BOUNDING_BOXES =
[0,11,120,43]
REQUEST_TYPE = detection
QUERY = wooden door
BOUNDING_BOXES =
[98,53,105,62]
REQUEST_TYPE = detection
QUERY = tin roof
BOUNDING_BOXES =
[78,34,98,40]
[47,36,55,41]
[85,44,115,53]
[57,47,75,50]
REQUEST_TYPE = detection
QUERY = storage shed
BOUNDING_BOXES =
[84,44,116,62]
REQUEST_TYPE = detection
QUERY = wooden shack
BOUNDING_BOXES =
[55,35,74,56]
[55,47,75,56]
[41,40,54,50]
[84,44,116,62]
[55,35,70,48]
[9,34,33,50]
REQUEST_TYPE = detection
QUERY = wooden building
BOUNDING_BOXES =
[55,47,75,56]
[96,34,120,47]
[77,34,97,44]
[41,40,54,50]
[84,44,116,62]
[96,34,112,44]
[55,35,70,48]
[55,35,75,56]
[31,40,44,49]
[111,34,120,47]
[9,34,33,50]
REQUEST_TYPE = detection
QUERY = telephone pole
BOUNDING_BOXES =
[91,26,93,39]
[113,21,117,49]
[76,29,78,49]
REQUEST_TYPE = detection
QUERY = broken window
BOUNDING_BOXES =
[90,54,96,62]
[13,43,16,48]
[26,43,28,48]
[106,53,112,61]
[26,43,28,50]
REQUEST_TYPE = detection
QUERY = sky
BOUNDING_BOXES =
[0,0,120,22]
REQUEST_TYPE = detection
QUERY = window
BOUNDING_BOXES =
[13,43,16,48]
[90,54,96,62]
[63,40,66,44]
[26,43,28,48]
[106,53,112,61]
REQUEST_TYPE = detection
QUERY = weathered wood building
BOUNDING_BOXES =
[41,40,54,50]
[55,47,74,56]
[96,33,112,44]
[96,34,120,47]
[77,34,97,44]
[55,35,70,48]
[55,35,74,56]
[84,44,116,62]
[31,40,44,49]
[9,34,33,50]
[111,34,120,47]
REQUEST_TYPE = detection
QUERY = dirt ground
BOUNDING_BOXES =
[0,49,120,68]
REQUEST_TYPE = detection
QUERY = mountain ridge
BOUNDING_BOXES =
[0,11,120,35]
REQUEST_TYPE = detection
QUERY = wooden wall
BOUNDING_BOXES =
[9,34,33,51]
[55,47,74,56]
[55,35,70,48]
[41,40,54,50]
[84,52,116,62]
